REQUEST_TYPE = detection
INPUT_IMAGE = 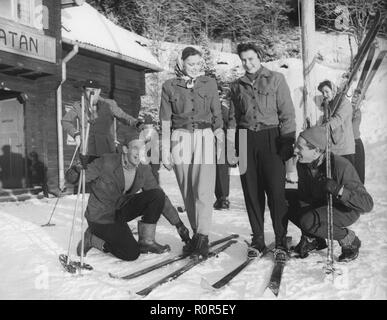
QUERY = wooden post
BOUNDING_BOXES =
[301,0,317,127]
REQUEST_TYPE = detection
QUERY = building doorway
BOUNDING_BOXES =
[0,90,26,189]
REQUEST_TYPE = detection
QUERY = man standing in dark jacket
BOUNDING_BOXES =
[288,126,374,262]
[66,138,190,261]
[229,43,296,258]
[62,79,142,161]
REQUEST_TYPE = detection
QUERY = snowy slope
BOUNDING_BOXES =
[1,37,387,300]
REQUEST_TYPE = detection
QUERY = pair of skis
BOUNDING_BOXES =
[331,10,384,115]
[109,234,239,296]
[204,237,292,297]
[351,43,386,110]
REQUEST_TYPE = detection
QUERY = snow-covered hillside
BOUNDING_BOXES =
[1,35,387,300]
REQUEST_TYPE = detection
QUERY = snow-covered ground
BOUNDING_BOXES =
[1,36,387,300]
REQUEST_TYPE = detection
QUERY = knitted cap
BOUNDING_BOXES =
[299,126,327,150]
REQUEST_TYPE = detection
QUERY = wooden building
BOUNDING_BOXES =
[0,0,162,197]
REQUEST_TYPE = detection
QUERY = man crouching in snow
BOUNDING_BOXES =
[287,126,373,262]
[65,137,190,261]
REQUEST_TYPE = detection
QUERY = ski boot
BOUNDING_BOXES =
[338,230,361,262]
[247,234,267,258]
[292,234,327,258]
[183,233,209,258]
[213,198,230,210]
[273,247,288,263]
[76,227,105,257]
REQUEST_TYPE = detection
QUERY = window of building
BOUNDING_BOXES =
[0,0,15,20]
[0,0,43,30]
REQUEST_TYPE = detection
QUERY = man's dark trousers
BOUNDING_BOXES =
[239,128,288,249]
[88,188,165,261]
[215,163,230,201]
[285,189,359,240]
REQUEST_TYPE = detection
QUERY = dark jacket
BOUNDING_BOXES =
[81,153,161,224]
[229,66,296,135]
[62,97,136,156]
[159,76,223,131]
[297,154,373,213]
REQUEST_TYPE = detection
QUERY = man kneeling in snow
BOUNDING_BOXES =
[65,137,190,261]
[287,126,373,262]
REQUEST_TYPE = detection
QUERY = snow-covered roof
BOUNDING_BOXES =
[61,3,162,72]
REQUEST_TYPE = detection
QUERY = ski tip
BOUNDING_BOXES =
[200,277,217,291]
[267,285,280,297]
[136,289,150,297]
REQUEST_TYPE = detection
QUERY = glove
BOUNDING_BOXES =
[135,120,145,132]
[277,132,295,162]
[79,154,88,170]
[65,165,81,184]
[162,152,173,171]
[74,133,81,147]
[324,178,343,197]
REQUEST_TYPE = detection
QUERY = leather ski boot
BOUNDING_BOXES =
[338,230,361,262]
[292,234,327,258]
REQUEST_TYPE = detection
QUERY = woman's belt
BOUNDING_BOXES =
[174,122,212,131]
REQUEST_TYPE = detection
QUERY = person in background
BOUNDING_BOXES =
[62,79,143,163]
[317,80,355,165]
[214,84,236,210]
[27,151,49,197]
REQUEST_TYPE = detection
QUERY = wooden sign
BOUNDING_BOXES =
[0,17,56,63]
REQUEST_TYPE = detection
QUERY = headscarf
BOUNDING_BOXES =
[174,48,204,89]
[317,80,338,98]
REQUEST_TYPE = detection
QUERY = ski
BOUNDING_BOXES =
[265,237,293,297]
[353,50,386,110]
[206,237,292,290]
[332,10,383,115]
[109,234,239,280]
[267,250,287,297]
[210,245,272,289]
[136,239,237,297]
[352,42,376,103]
[212,257,254,289]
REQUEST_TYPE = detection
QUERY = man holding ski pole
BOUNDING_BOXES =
[65,137,190,261]
[62,79,144,163]
[287,126,374,262]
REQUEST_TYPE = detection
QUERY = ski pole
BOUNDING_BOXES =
[324,100,335,275]
[65,170,83,266]
[80,94,91,270]
[41,144,80,227]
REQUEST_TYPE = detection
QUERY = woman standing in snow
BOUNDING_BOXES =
[159,47,224,258]
[317,80,356,165]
